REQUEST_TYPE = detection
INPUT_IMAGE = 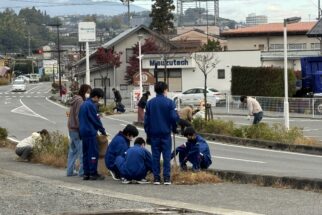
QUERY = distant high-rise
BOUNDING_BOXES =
[177,0,219,27]
[246,13,268,26]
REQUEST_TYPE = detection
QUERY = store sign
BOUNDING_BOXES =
[142,56,194,69]
[132,71,155,86]
[149,59,189,67]
[78,22,96,42]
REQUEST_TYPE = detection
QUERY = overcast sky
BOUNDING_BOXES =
[0,0,320,22]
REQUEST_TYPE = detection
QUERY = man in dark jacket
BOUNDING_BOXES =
[79,88,107,180]
[115,137,152,184]
[144,82,179,185]
[172,127,212,171]
[137,91,150,122]
[105,124,139,180]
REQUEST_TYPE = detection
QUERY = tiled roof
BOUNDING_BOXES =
[307,19,322,37]
[222,22,316,36]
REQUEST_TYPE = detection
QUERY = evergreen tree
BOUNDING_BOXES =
[149,0,175,34]
[200,39,222,52]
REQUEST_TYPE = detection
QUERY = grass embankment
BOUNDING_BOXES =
[193,118,318,146]
[31,132,221,185]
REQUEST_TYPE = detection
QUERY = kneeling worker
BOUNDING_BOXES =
[115,137,152,184]
[105,124,139,180]
[172,127,212,171]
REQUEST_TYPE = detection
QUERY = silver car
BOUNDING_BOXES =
[12,79,27,92]
[173,87,226,106]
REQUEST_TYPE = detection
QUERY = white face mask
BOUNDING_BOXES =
[85,93,90,99]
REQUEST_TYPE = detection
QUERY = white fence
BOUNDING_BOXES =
[213,95,322,119]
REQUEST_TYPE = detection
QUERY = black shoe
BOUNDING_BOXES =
[109,170,120,181]
[90,174,105,180]
[164,178,172,185]
[180,164,188,171]
[153,179,161,185]
[83,175,90,180]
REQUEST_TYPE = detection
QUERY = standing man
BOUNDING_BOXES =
[144,82,179,185]
[137,91,150,122]
[240,95,263,124]
[79,88,107,180]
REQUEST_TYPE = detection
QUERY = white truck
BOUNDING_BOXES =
[28,74,40,83]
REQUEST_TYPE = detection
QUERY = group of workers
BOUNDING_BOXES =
[14,79,263,185]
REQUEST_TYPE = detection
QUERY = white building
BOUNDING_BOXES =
[246,13,268,26]
[142,51,261,93]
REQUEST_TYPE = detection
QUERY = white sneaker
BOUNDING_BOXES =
[153,180,161,185]
[109,170,120,181]
[137,179,150,184]
[121,178,131,184]
[164,180,172,185]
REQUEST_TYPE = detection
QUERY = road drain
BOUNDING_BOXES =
[62,207,199,215]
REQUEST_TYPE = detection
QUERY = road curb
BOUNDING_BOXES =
[133,121,322,156]
[212,169,322,191]
[200,133,322,156]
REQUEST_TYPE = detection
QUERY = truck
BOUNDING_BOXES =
[297,56,322,114]
[28,74,40,83]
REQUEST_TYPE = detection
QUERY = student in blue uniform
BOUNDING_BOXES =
[115,137,152,184]
[144,82,179,185]
[172,127,212,171]
[105,124,139,180]
[78,88,107,181]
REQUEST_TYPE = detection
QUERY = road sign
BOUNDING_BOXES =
[78,22,96,42]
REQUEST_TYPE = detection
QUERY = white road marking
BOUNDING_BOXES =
[303,128,322,132]
[45,88,52,93]
[7,137,19,143]
[212,156,266,164]
[107,116,322,158]
[10,99,56,124]
[26,85,41,93]
[45,97,68,109]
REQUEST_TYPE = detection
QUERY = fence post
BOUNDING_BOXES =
[227,94,230,114]
[312,97,315,119]
[130,92,133,112]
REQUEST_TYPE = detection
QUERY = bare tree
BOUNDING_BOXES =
[192,52,220,120]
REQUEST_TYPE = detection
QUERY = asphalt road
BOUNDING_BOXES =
[1,82,322,180]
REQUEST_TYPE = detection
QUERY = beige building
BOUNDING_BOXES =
[221,22,320,70]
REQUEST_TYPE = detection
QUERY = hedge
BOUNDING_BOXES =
[231,66,296,97]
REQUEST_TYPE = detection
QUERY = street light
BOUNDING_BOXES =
[138,34,143,99]
[283,16,301,130]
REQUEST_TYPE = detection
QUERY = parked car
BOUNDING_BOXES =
[29,74,40,83]
[16,75,30,83]
[172,87,226,106]
[12,79,27,92]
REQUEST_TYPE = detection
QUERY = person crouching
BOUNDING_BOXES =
[115,137,152,184]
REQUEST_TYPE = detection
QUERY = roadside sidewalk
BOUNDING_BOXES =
[1,148,321,215]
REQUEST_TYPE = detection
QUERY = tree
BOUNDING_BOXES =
[125,37,159,84]
[96,47,122,105]
[193,53,220,120]
[149,0,175,34]
[200,39,222,52]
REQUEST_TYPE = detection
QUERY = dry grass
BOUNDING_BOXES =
[32,154,67,168]
[294,137,319,146]
[0,78,9,86]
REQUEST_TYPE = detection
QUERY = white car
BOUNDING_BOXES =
[173,87,225,106]
[16,75,30,83]
[29,74,40,83]
[12,79,27,92]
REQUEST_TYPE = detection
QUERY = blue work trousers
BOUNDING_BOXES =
[150,135,172,181]
[82,136,99,176]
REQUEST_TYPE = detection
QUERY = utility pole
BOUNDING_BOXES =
[28,30,31,57]
[48,22,63,97]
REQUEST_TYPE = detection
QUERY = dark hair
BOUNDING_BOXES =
[112,88,116,91]
[145,91,151,96]
[90,88,104,99]
[183,127,196,137]
[134,137,146,145]
[154,82,168,94]
[240,96,247,103]
[123,124,139,137]
[78,84,92,100]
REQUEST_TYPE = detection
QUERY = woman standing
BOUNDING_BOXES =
[137,91,150,122]
[66,84,92,176]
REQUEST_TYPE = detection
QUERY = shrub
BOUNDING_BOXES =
[32,131,69,167]
[98,103,115,115]
[193,119,317,146]
[39,75,50,82]
[52,82,59,90]
[0,127,8,140]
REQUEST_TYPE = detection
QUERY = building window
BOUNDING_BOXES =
[311,43,321,50]
[94,78,102,88]
[270,43,307,51]
[156,69,182,92]
[258,44,265,51]
[120,84,128,90]
[126,48,134,63]
[218,69,225,79]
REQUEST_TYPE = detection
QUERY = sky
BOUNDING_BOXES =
[0,0,320,23]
